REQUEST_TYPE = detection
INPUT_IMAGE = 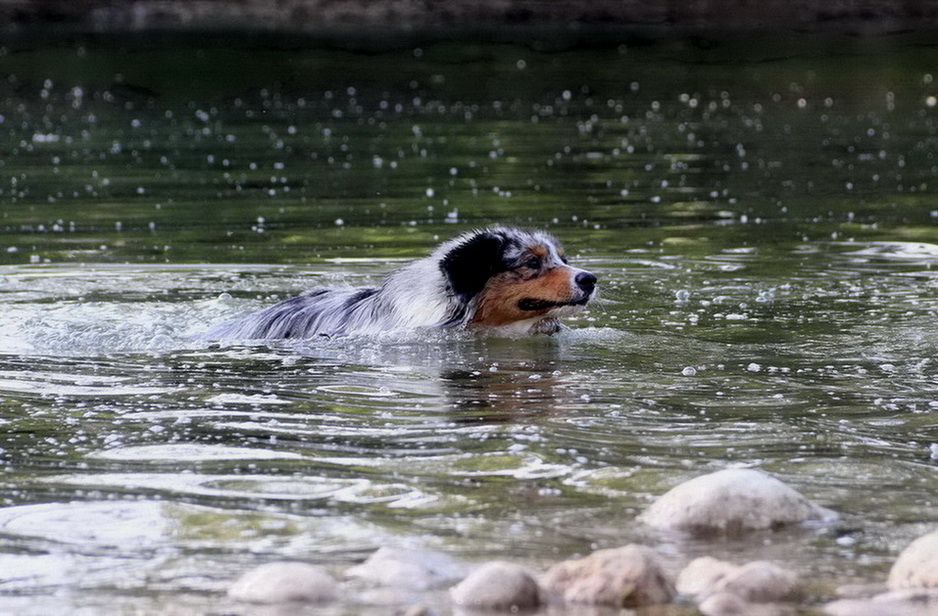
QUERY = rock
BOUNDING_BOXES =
[357,587,419,606]
[450,561,540,610]
[889,530,938,590]
[540,544,674,607]
[676,556,739,597]
[825,589,938,616]
[722,561,799,602]
[346,547,469,591]
[228,561,338,603]
[678,557,799,603]
[700,591,794,616]
[397,605,435,616]
[834,582,887,598]
[639,468,837,533]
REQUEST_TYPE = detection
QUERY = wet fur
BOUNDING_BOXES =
[203,227,596,340]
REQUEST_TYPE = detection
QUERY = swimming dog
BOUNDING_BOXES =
[204,227,597,339]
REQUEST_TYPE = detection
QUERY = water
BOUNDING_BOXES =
[1,29,937,614]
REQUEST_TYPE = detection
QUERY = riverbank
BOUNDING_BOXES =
[3,0,938,35]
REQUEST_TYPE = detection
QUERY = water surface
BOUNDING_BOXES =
[0,30,937,614]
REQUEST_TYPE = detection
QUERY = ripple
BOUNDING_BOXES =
[0,501,170,547]
[846,241,938,261]
[316,384,397,397]
[0,374,170,397]
[205,393,293,406]
[89,443,304,462]
[0,553,134,591]
[46,473,441,508]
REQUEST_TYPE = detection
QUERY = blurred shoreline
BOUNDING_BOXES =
[2,0,938,35]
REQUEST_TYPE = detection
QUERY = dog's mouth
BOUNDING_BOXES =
[517,295,591,312]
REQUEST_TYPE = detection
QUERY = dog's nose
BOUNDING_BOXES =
[575,271,597,294]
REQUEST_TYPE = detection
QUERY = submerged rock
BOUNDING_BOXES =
[888,530,938,590]
[699,591,795,616]
[639,468,836,533]
[397,605,435,616]
[676,557,738,598]
[834,582,888,598]
[677,557,799,603]
[228,561,338,603]
[540,544,674,607]
[825,589,938,616]
[346,546,469,591]
[722,561,800,602]
[450,561,540,610]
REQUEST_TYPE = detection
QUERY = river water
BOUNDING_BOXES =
[0,30,937,614]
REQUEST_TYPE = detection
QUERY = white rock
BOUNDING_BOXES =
[541,544,674,607]
[723,561,799,602]
[700,591,794,616]
[677,557,738,597]
[889,530,938,590]
[834,582,887,599]
[450,561,539,610]
[825,589,938,616]
[639,468,837,532]
[228,561,338,603]
[346,546,468,590]
[678,557,799,603]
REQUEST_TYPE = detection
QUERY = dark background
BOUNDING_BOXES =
[4,0,938,34]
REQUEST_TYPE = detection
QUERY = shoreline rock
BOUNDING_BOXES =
[888,529,938,590]
[700,591,796,616]
[677,556,799,615]
[228,561,338,604]
[825,589,938,616]
[824,529,938,615]
[541,544,674,607]
[450,561,540,611]
[346,546,469,591]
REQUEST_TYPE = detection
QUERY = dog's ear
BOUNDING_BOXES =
[440,231,505,301]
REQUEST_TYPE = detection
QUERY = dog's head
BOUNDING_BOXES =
[439,227,597,327]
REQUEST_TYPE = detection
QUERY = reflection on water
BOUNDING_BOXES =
[0,30,937,614]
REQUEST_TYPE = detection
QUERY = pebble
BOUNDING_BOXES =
[541,544,674,607]
[449,561,540,610]
[228,561,338,604]
[639,468,837,532]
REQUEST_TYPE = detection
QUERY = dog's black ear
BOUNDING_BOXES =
[440,231,505,301]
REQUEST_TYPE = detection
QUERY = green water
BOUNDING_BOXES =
[0,30,936,614]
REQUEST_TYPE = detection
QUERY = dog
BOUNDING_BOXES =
[203,227,597,339]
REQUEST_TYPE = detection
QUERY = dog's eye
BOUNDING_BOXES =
[523,257,541,270]
[559,255,568,264]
